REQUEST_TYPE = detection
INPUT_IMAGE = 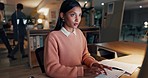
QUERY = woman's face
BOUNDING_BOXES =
[63,6,82,29]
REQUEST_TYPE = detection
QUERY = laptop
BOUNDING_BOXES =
[138,44,148,78]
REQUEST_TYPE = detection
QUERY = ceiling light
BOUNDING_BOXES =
[144,25,148,28]
[101,3,104,6]
[85,1,88,4]
[139,6,142,8]
[144,21,148,26]
[144,21,148,28]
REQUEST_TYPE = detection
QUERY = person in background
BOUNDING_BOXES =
[3,19,13,30]
[44,0,111,77]
[9,19,13,30]
[7,3,28,60]
[0,2,12,57]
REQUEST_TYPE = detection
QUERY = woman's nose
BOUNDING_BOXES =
[75,16,79,22]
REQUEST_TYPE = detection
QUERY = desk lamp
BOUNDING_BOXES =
[37,18,43,29]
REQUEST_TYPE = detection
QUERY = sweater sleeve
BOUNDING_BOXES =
[80,30,98,67]
[44,33,84,77]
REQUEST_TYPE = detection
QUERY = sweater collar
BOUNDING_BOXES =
[60,27,76,37]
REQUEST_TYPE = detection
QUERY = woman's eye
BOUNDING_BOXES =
[70,14,75,17]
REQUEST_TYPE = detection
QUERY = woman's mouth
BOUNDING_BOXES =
[74,23,79,26]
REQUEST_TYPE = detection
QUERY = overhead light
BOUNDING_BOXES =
[101,3,104,6]
[85,1,87,4]
[144,21,148,28]
[144,21,148,26]
[144,25,148,28]
[139,5,142,8]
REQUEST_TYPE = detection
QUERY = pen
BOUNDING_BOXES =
[112,67,123,71]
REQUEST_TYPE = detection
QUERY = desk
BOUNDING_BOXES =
[94,41,147,78]
[95,41,146,55]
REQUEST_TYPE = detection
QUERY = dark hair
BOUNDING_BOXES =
[54,0,81,31]
[17,3,23,10]
[0,2,4,10]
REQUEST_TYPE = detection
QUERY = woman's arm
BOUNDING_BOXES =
[80,30,112,75]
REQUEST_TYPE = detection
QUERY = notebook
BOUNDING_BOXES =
[138,44,148,78]
[95,59,139,78]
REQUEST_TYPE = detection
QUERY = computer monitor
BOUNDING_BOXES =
[138,44,148,78]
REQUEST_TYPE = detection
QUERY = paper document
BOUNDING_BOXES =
[95,69,125,78]
[99,60,139,74]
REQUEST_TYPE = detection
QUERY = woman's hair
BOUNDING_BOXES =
[54,0,81,31]
[0,2,4,10]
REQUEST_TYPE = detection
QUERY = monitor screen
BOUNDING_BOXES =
[138,44,148,78]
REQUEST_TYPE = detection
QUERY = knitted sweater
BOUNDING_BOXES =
[44,28,98,77]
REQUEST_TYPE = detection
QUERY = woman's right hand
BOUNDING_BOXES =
[84,63,112,76]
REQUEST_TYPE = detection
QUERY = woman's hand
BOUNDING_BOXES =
[89,63,112,76]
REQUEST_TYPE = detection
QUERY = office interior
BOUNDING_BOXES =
[0,0,147,77]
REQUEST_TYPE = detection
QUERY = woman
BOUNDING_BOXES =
[44,0,111,77]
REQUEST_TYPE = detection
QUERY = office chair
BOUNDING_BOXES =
[35,47,45,73]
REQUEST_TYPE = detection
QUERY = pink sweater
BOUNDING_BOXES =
[44,28,98,77]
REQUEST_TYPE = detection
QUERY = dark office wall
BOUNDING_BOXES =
[123,10,131,25]
[123,8,148,27]
[100,0,125,42]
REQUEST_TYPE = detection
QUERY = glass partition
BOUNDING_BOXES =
[121,8,148,43]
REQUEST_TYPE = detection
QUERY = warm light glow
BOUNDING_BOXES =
[78,1,90,7]
[38,8,49,16]
[0,0,6,3]
[37,19,42,23]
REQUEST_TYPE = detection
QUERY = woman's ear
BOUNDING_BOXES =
[60,12,64,19]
